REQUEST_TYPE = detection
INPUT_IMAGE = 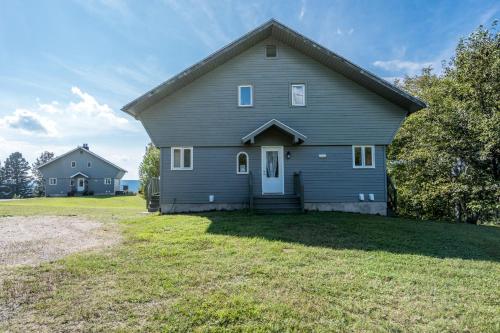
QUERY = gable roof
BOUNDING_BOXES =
[242,119,307,144]
[37,147,127,173]
[122,19,426,118]
[70,172,89,178]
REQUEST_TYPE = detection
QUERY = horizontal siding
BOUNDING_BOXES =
[39,149,124,196]
[141,37,406,147]
[160,146,386,205]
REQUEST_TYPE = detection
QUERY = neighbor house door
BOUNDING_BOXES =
[261,146,284,194]
[77,178,85,192]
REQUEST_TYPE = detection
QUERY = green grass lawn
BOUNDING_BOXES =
[1,197,499,332]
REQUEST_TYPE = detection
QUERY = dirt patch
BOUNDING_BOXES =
[0,216,121,268]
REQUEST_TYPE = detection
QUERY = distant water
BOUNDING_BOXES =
[120,180,140,193]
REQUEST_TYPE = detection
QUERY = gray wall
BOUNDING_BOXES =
[39,148,125,196]
[160,145,386,206]
[140,37,407,147]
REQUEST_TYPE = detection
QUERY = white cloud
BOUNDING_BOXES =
[164,0,231,50]
[0,86,135,139]
[299,0,306,21]
[373,59,434,76]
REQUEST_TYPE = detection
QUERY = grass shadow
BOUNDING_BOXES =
[205,211,500,262]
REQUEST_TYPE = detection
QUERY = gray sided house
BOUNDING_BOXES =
[122,19,425,215]
[37,144,126,196]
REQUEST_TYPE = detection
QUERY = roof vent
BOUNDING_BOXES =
[82,143,89,150]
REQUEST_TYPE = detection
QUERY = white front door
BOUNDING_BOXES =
[77,178,85,191]
[261,146,284,194]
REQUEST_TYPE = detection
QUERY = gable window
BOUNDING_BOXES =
[171,147,193,170]
[353,146,375,168]
[49,178,57,185]
[291,84,306,106]
[104,178,112,185]
[236,152,249,174]
[238,85,253,107]
[71,161,76,168]
[87,161,92,168]
[265,45,277,58]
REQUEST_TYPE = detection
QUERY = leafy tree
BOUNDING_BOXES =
[389,22,499,223]
[3,152,32,197]
[32,151,54,197]
[138,143,160,195]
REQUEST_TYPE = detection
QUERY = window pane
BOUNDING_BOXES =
[266,151,279,177]
[354,147,362,166]
[183,149,191,168]
[239,86,252,106]
[173,149,181,168]
[292,85,305,105]
[266,45,277,57]
[365,147,373,166]
[238,153,247,173]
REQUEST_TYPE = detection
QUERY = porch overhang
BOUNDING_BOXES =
[70,172,89,178]
[241,119,307,144]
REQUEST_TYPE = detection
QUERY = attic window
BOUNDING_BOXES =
[265,45,277,58]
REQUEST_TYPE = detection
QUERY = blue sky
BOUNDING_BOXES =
[0,0,498,178]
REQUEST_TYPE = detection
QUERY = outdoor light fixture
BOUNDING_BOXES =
[286,151,291,159]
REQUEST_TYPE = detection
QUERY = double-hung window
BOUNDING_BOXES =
[171,147,193,170]
[238,85,253,107]
[104,178,112,185]
[49,178,57,185]
[71,161,76,168]
[353,146,375,168]
[291,84,306,106]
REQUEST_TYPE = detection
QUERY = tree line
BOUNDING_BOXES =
[0,151,54,198]
[388,22,499,223]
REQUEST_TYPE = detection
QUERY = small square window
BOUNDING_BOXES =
[353,146,375,168]
[171,147,193,170]
[265,45,277,58]
[291,84,306,106]
[49,178,57,185]
[238,85,253,107]
[71,161,76,168]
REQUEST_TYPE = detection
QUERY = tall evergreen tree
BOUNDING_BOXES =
[388,22,499,223]
[3,152,32,197]
[32,151,54,197]
[0,161,4,185]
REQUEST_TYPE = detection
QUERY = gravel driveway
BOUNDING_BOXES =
[0,216,120,268]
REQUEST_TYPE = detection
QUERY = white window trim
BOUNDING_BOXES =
[291,84,306,106]
[49,178,57,185]
[87,161,92,168]
[238,85,253,107]
[236,152,249,174]
[71,161,76,168]
[104,178,112,185]
[352,145,375,168]
[171,147,194,170]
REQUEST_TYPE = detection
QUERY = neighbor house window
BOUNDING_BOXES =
[104,178,112,185]
[291,84,306,106]
[87,161,92,168]
[238,85,253,107]
[49,178,57,185]
[171,147,193,170]
[353,146,375,168]
[71,161,76,168]
[236,152,249,174]
[265,45,277,58]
